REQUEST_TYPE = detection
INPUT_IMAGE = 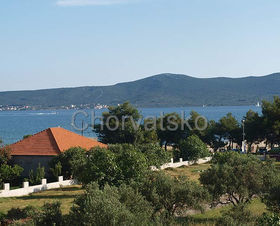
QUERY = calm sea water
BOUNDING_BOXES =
[0,106,262,145]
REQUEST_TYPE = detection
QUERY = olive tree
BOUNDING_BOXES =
[69,182,155,225]
[138,172,209,219]
[200,152,275,207]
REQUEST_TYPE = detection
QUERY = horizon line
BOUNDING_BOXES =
[0,72,279,92]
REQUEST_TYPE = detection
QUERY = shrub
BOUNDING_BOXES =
[178,135,210,162]
[136,143,171,167]
[69,182,156,225]
[28,164,45,185]
[0,212,6,223]
[200,152,276,207]
[257,213,280,226]
[6,206,36,221]
[50,162,62,180]
[138,172,209,220]
[262,173,280,214]
[74,147,121,187]
[32,202,63,226]
[6,208,27,221]
[115,146,148,184]
[74,145,149,187]
[217,204,256,226]
[49,147,87,180]
[0,164,23,186]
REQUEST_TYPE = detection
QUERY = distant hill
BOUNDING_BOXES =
[1,73,280,108]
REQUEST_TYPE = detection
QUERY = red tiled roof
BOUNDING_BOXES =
[9,127,107,156]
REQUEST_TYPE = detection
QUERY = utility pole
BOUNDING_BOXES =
[242,119,246,153]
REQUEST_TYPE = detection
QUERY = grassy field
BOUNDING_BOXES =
[164,163,211,182]
[164,162,269,225]
[183,198,267,224]
[1,161,277,222]
[275,161,280,170]
[0,185,84,214]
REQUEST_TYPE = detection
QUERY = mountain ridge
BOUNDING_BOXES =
[0,73,280,108]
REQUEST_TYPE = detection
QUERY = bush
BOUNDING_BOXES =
[178,135,210,162]
[0,146,23,186]
[69,182,156,225]
[50,162,62,180]
[74,145,149,187]
[217,204,256,225]
[0,212,6,223]
[257,213,280,226]
[6,208,28,221]
[74,147,121,187]
[262,173,280,214]
[0,164,23,186]
[115,146,148,184]
[6,206,36,221]
[137,143,171,167]
[32,202,63,226]
[3,203,62,226]
[28,164,45,185]
[49,147,87,180]
[269,148,280,154]
[138,172,209,220]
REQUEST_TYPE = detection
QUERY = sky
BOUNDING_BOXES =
[0,0,280,91]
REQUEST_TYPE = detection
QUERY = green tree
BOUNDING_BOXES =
[244,110,264,151]
[200,152,275,207]
[115,146,148,184]
[262,172,280,214]
[138,172,209,220]
[33,202,63,226]
[203,120,227,152]
[74,147,120,187]
[49,147,87,179]
[29,163,45,185]
[262,96,280,148]
[257,213,280,226]
[178,134,210,162]
[73,145,151,187]
[218,204,255,226]
[218,113,240,149]
[156,112,186,151]
[136,143,171,167]
[94,102,143,144]
[187,111,208,139]
[0,145,23,186]
[50,162,62,180]
[0,164,23,186]
[69,182,155,225]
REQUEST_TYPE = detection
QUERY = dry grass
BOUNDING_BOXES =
[164,163,211,182]
[275,161,280,170]
[179,198,267,225]
[0,185,84,214]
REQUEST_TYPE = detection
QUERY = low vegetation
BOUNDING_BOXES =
[2,98,280,225]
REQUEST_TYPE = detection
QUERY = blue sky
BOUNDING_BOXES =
[0,0,280,91]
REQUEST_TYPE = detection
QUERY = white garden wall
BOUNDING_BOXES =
[1,157,212,198]
[0,176,77,198]
[151,157,212,171]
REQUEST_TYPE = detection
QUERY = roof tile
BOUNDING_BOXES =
[9,127,107,156]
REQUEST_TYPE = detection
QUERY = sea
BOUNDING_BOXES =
[0,106,262,145]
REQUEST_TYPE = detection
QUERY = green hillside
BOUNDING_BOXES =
[0,73,280,108]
